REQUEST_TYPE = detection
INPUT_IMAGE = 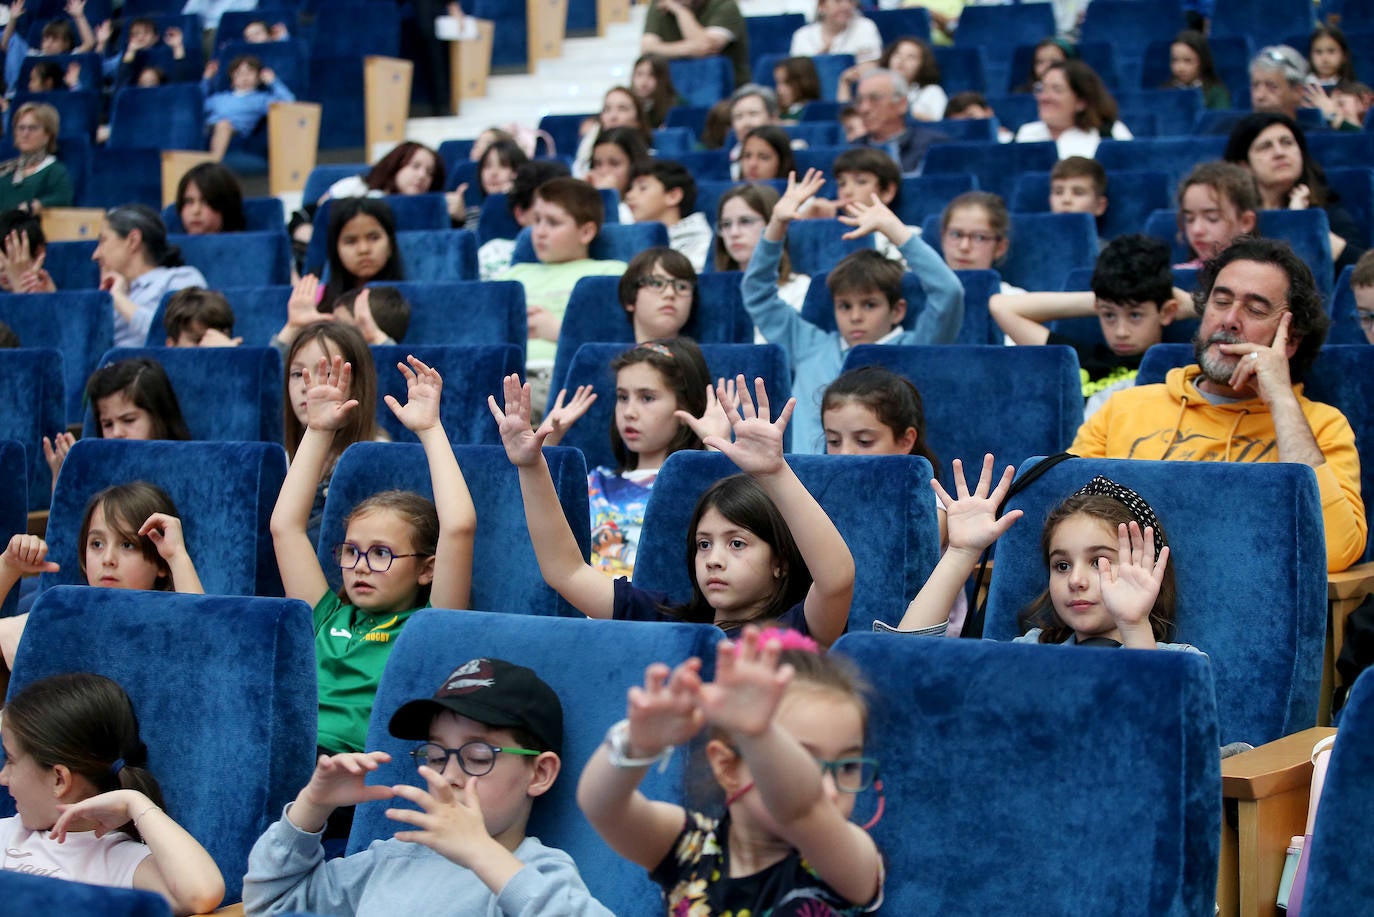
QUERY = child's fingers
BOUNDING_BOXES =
[773,395,796,431]
[734,373,755,419]
[1154,544,1170,579]
[930,477,954,509]
[973,452,996,497]
[751,377,770,420]
[992,507,1023,539]
[989,463,1018,503]
[950,457,969,498]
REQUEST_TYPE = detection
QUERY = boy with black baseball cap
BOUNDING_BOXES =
[244,658,612,916]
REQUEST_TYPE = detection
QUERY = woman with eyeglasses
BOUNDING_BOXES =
[0,102,73,212]
[938,191,1025,294]
[271,352,476,845]
[714,183,811,316]
[1013,59,1132,160]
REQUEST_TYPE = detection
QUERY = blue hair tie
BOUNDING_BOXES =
[110,758,126,776]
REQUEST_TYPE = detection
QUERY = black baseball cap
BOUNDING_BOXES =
[388,658,564,757]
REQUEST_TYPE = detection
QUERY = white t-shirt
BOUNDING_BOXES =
[789,17,882,62]
[909,84,948,122]
[1012,120,1133,159]
[0,816,150,887]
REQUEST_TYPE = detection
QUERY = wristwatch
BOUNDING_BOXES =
[604,718,674,769]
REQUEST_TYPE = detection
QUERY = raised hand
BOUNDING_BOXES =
[389,766,494,866]
[63,0,83,18]
[626,659,705,758]
[8,0,24,21]
[772,169,827,226]
[202,59,219,81]
[384,355,443,434]
[697,627,793,739]
[445,184,468,223]
[269,22,289,40]
[487,373,550,468]
[42,431,74,480]
[139,513,189,563]
[536,384,597,446]
[95,19,111,46]
[701,375,792,478]
[304,355,359,432]
[347,287,388,344]
[933,454,1023,556]
[162,24,182,49]
[286,274,329,332]
[1098,521,1169,633]
[3,533,58,576]
[298,751,397,812]
[260,66,276,84]
[52,789,147,843]
[673,377,737,446]
[838,191,904,241]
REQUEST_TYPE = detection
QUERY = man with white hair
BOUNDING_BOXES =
[853,69,947,175]
[1250,45,1308,120]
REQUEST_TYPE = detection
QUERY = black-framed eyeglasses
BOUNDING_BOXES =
[409,741,540,776]
[814,756,880,793]
[943,229,1002,245]
[332,543,423,573]
[638,276,695,295]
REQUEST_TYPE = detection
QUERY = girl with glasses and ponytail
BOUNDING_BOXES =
[270,353,476,843]
[0,673,224,915]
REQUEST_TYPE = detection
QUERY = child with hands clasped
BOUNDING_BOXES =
[577,627,884,915]
[0,482,203,671]
[0,672,224,915]
[492,373,856,646]
[270,355,477,810]
[244,657,612,915]
[883,455,1200,652]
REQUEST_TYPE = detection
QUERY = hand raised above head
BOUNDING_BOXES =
[304,354,359,432]
[934,454,1023,556]
[384,355,444,434]
[487,373,549,467]
[701,375,793,478]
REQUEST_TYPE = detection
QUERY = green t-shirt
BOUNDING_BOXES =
[498,258,628,365]
[313,590,426,754]
[643,0,750,86]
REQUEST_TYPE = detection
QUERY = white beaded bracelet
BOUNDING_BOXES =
[604,719,674,771]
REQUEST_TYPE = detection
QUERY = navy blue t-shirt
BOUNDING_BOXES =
[612,577,813,638]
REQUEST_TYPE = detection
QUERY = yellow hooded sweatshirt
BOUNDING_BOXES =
[1071,364,1366,573]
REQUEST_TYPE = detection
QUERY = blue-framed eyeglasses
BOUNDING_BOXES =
[814,757,880,793]
[332,543,423,573]
[410,741,540,777]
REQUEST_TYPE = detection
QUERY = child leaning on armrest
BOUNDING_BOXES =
[743,168,963,453]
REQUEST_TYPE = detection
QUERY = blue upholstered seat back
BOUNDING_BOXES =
[146,285,292,349]
[841,344,1084,485]
[172,231,294,288]
[0,871,171,915]
[369,343,521,445]
[555,341,793,470]
[381,280,528,354]
[0,440,26,614]
[40,439,288,597]
[4,588,317,903]
[923,141,1058,201]
[832,634,1221,915]
[0,291,112,423]
[83,346,284,444]
[634,452,939,632]
[1304,667,1374,911]
[162,196,286,234]
[305,194,452,276]
[394,229,478,283]
[318,443,590,617]
[782,218,874,276]
[347,609,721,916]
[984,457,1326,746]
[107,84,205,151]
[0,350,64,511]
[1328,266,1368,346]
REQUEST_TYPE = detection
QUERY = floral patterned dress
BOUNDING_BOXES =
[650,811,882,917]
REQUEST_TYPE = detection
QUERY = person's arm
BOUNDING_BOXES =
[639,0,730,57]
[488,374,616,617]
[1097,521,1170,650]
[0,535,57,666]
[703,376,854,647]
[577,659,701,871]
[50,790,224,916]
[988,291,1096,346]
[67,0,95,51]
[382,356,477,610]
[1,0,22,53]
[745,170,834,355]
[699,629,882,907]
[101,272,156,343]
[139,513,203,594]
[261,66,295,102]
[270,355,355,605]
[894,455,1021,633]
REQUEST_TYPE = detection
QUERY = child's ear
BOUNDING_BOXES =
[525,751,561,798]
[889,297,907,326]
[897,425,918,453]
[705,737,747,791]
[50,763,75,799]
[1158,297,1179,326]
[879,183,897,206]
[577,221,598,247]
[993,236,1009,263]
[1239,209,1258,234]
[165,336,176,346]
[1093,195,1108,217]
[417,555,436,587]
[665,186,684,211]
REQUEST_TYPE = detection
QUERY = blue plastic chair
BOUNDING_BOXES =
[369,343,522,445]
[83,346,283,444]
[1307,132,1374,171]
[1304,668,1374,911]
[1011,169,1170,242]
[984,456,1326,747]
[956,3,1055,50]
[1326,167,1373,250]
[553,341,793,470]
[922,140,1058,202]
[1113,88,1205,137]
[1140,36,1253,102]
[537,112,595,162]
[106,84,206,152]
[668,56,735,107]
[318,443,591,617]
[212,38,310,98]
[5,588,316,904]
[394,229,478,282]
[174,231,294,288]
[346,608,722,917]
[1328,266,1368,346]
[0,351,64,513]
[833,634,1220,916]
[744,12,805,65]
[0,290,111,423]
[1257,209,1334,301]
[920,211,1097,293]
[634,451,940,633]
[981,93,1039,132]
[39,439,288,597]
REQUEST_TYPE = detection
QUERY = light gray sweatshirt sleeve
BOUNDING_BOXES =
[899,233,964,344]
[496,840,617,917]
[242,806,370,915]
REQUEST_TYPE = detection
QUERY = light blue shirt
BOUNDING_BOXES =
[117,264,208,347]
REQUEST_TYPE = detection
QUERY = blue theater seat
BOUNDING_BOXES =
[1012,169,1171,242]
[984,456,1326,746]
[833,634,1220,915]
[394,229,478,282]
[83,346,283,444]
[10,89,100,139]
[843,343,1083,483]
[0,440,27,613]
[347,609,722,917]
[174,231,294,288]
[1304,668,1374,911]
[923,140,1058,202]
[5,587,317,904]
[0,872,171,916]
[1211,0,1314,45]
[302,164,368,205]
[382,280,527,354]
[146,285,291,349]
[668,56,735,107]
[0,290,111,423]
[867,8,931,44]
[0,351,64,512]
[1325,167,1373,250]
[537,112,594,161]
[1095,136,1229,195]
[745,13,805,65]
[304,194,453,276]
[634,451,939,632]
[553,341,792,469]
[930,46,989,94]
[1328,266,1367,346]
[39,439,287,597]
[318,443,590,617]
[921,211,1098,292]
[783,218,873,276]
[369,343,522,445]
[106,84,206,152]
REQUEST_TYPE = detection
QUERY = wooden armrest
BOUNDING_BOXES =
[1222,726,1337,801]
[1328,560,1374,602]
[191,902,243,917]
[161,150,218,208]
[27,509,48,537]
